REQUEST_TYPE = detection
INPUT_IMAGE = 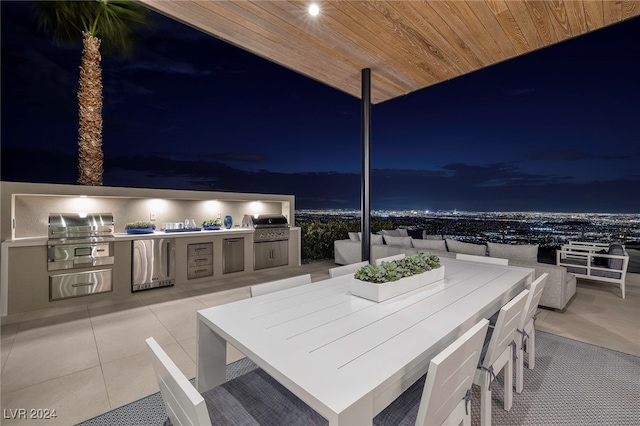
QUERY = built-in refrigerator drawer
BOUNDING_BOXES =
[50,269,113,301]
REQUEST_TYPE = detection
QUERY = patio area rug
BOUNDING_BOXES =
[470,331,639,426]
[76,331,640,425]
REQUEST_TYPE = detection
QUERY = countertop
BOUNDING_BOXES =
[2,227,302,248]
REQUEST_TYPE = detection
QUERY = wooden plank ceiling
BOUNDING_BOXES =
[139,0,640,104]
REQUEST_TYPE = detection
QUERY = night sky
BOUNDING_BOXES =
[2,1,639,213]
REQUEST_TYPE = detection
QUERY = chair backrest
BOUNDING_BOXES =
[519,273,548,330]
[481,289,529,368]
[374,253,405,266]
[456,253,509,265]
[250,274,312,297]
[329,261,369,278]
[145,337,211,426]
[415,319,490,426]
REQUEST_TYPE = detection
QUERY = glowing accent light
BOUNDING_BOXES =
[309,4,320,16]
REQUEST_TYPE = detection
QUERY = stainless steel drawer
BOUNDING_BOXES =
[188,254,213,268]
[50,269,113,301]
[188,243,212,257]
[224,238,244,274]
[187,265,213,279]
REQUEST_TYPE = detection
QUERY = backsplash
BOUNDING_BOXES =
[2,182,293,240]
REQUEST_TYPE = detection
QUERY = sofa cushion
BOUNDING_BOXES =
[608,243,624,270]
[411,238,447,251]
[358,233,384,245]
[446,239,487,256]
[591,269,622,279]
[348,232,360,242]
[379,229,401,237]
[487,242,538,263]
[397,229,409,237]
[383,235,412,247]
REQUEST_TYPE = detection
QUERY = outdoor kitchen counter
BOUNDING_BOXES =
[1,227,301,316]
[0,227,298,246]
[114,227,256,241]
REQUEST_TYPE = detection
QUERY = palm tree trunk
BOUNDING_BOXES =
[77,31,104,186]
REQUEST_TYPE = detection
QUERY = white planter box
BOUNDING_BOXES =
[351,266,445,302]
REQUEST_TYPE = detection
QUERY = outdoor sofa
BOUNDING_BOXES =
[334,230,577,310]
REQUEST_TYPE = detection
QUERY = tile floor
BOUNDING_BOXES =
[536,271,640,357]
[1,261,638,425]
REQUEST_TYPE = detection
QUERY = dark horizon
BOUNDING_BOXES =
[2,2,639,213]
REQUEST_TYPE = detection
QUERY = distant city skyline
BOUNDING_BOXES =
[295,209,640,246]
[2,2,639,213]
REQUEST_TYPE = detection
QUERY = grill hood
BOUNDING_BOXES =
[242,214,288,229]
[48,212,115,241]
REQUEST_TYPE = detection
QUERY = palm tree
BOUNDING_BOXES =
[35,0,147,186]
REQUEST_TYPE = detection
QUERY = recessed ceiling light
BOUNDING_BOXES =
[309,4,320,16]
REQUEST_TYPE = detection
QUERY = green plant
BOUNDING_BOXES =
[125,221,155,229]
[353,253,441,284]
[203,218,222,226]
[299,219,394,261]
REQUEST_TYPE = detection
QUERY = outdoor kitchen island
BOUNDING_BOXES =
[0,181,300,316]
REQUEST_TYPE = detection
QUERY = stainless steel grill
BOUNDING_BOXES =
[242,214,290,242]
[47,213,115,300]
[242,214,289,270]
[48,212,115,244]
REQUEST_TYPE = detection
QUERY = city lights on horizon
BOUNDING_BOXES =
[295,208,640,218]
[295,208,640,245]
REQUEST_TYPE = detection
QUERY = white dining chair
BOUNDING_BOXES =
[515,273,548,394]
[374,253,405,266]
[474,289,529,426]
[146,337,327,426]
[373,319,490,426]
[250,273,312,297]
[146,337,210,425]
[328,261,369,278]
[456,253,509,265]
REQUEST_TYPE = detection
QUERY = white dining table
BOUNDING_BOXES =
[196,257,534,425]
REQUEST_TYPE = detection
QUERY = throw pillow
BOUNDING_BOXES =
[593,249,608,266]
[358,232,384,245]
[397,228,409,237]
[446,239,487,256]
[379,229,401,237]
[383,235,412,247]
[371,234,384,245]
[487,242,538,263]
[411,238,447,251]
[348,232,360,242]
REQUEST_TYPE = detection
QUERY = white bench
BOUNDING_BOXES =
[556,242,628,298]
